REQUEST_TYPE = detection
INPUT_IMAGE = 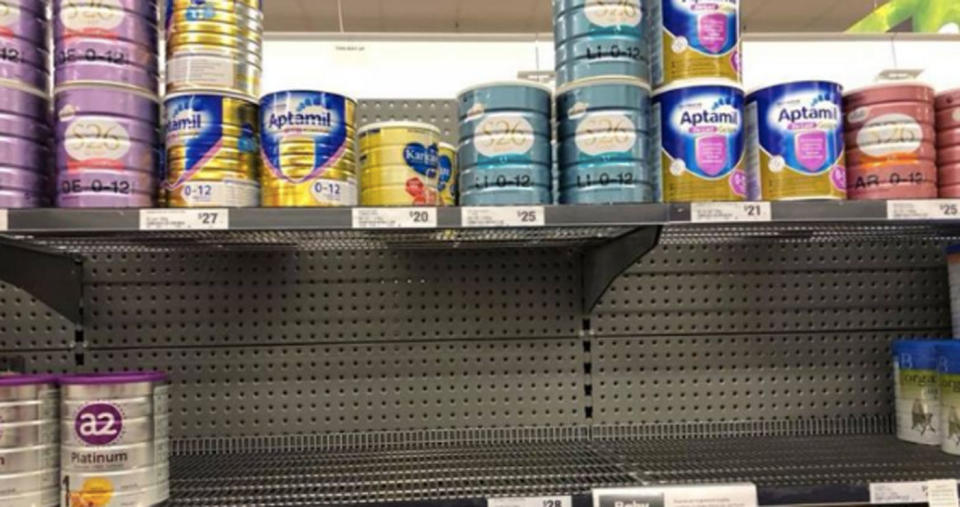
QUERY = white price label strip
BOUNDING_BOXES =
[870,481,927,504]
[691,202,771,223]
[887,200,960,220]
[139,209,229,231]
[0,209,7,231]
[352,207,437,229]
[462,206,545,227]
[594,484,757,507]
[927,480,960,507]
[489,496,571,507]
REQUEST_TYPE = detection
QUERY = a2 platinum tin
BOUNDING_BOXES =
[0,375,58,403]
[0,419,57,447]
[62,439,168,472]
[0,467,58,497]
[0,444,58,474]
[63,466,170,507]
[0,486,57,507]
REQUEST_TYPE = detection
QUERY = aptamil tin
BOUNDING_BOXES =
[359,121,440,206]
[0,468,58,497]
[166,52,261,102]
[437,142,457,206]
[938,341,960,456]
[892,339,947,446]
[653,79,746,202]
[650,0,740,87]
[165,178,259,207]
[557,77,655,204]
[259,90,358,207]
[745,81,845,201]
[553,0,649,85]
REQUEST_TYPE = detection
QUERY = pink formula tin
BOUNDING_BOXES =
[940,146,960,166]
[844,82,936,110]
[937,88,960,111]
[938,127,960,149]
[941,184,960,198]
[937,107,960,131]
[940,163,960,186]
[848,181,937,200]
[846,142,936,166]
[848,161,936,189]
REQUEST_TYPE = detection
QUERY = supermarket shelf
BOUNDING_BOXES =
[167,435,960,506]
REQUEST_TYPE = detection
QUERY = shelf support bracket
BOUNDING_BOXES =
[0,236,84,326]
[581,226,660,313]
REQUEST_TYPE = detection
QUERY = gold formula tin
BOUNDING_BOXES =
[167,19,263,42]
[261,175,358,207]
[357,121,440,153]
[361,185,438,207]
[166,178,260,207]
[437,142,457,206]
[167,8,264,29]
[166,33,262,60]
[167,0,262,11]
[358,121,440,206]
[166,52,261,101]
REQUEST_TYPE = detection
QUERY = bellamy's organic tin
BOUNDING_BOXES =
[259,90,358,207]
[892,339,945,446]
[745,81,846,201]
[437,142,457,206]
[0,419,56,447]
[553,0,648,85]
[937,341,960,456]
[359,121,440,206]
[0,444,58,474]
[557,77,655,204]
[651,0,740,87]
[0,467,58,497]
[653,79,746,202]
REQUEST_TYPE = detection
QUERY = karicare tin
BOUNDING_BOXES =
[437,142,457,206]
[0,399,57,423]
[0,167,45,191]
[166,51,261,101]
[652,79,746,202]
[937,341,960,455]
[650,0,741,87]
[0,486,57,507]
[892,339,946,446]
[63,464,168,506]
[62,440,165,472]
[54,3,158,47]
[165,178,259,207]
[359,121,440,206]
[745,81,845,201]
[0,37,49,93]
[167,0,261,11]
[0,419,56,447]
[0,444,58,474]
[358,121,440,153]
[553,0,648,85]
[0,468,58,497]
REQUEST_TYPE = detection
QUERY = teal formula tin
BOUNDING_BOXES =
[892,339,947,446]
[745,81,846,201]
[557,77,654,203]
[652,78,746,202]
[553,0,650,86]
[457,81,553,205]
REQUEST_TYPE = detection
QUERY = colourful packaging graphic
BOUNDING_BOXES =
[651,0,740,86]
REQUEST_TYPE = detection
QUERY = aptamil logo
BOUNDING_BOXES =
[404,143,439,178]
[584,0,642,27]
[773,93,839,129]
[267,97,337,133]
[166,102,204,133]
[75,403,124,446]
[674,96,739,133]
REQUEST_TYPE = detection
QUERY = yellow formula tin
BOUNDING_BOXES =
[167,8,264,28]
[166,54,261,100]
[261,173,358,207]
[165,178,260,208]
[167,0,262,11]
[165,162,258,182]
[166,34,262,58]
[357,121,440,153]
[437,142,457,206]
[361,185,438,207]
[167,20,263,41]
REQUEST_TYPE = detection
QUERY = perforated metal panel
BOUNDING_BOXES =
[357,100,459,145]
[0,280,73,351]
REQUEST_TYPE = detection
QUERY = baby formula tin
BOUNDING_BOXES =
[552,0,649,86]
[0,486,57,507]
[650,0,740,87]
[0,374,58,404]
[437,142,457,206]
[54,0,159,47]
[0,419,56,447]
[557,77,655,204]
[0,444,58,474]
[745,81,845,201]
[937,341,960,456]
[54,38,159,94]
[652,79,746,202]
[259,90,358,207]
[64,467,169,507]
[0,36,49,94]
[458,81,552,119]
[166,51,262,102]
[892,339,947,445]
[0,468,58,497]
[359,121,439,206]
[0,1,47,46]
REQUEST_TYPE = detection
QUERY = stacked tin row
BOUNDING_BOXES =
[259,90,358,207]
[0,0,50,207]
[937,89,960,198]
[53,0,160,208]
[358,121,440,206]
[842,83,937,200]
[60,372,170,506]
[456,82,552,205]
[163,0,262,207]
[553,0,649,87]
[0,376,58,506]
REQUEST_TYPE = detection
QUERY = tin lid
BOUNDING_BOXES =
[936,88,960,111]
[652,78,745,97]
[936,341,960,373]
[892,339,950,370]
[59,372,168,385]
[557,76,651,96]
[358,121,441,136]
[843,82,935,108]
[0,374,57,387]
[457,80,553,98]
[259,89,358,104]
[438,142,456,151]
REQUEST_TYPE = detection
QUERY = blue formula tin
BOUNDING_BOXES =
[460,185,552,206]
[557,77,655,203]
[459,134,552,169]
[561,183,656,204]
[553,0,649,86]
[459,165,552,206]
[652,79,746,202]
[459,111,551,143]
[745,81,845,201]
[457,81,552,119]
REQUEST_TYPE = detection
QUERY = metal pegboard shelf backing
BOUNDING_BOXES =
[357,100,458,145]
[0,280,73,351]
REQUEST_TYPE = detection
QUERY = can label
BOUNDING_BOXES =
[167,54,260,100]
[940,372,960,454]
[745,82,845,200]
[654,84,745,201]
[894,364,940,445]
[575,112,638,156]
[474,115,535,158]
[583,0,642,28]
[652,0,740,86]
[73,402,125,446]
[0,5,23,38]
[63,118,133,169]
[262,179,358,207]
[59,0,127,37]
[168,179,259,207]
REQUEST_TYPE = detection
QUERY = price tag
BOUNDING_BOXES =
[352,207,437,229]
[870,482,927,504]
[139,209,229,231]
[594,484,757,507]
[489,496,571,507]
[887,200,960,220]
[462,206,545,227]
[690,202,771,223]
[0,209,7,231]
[927,480,959,507]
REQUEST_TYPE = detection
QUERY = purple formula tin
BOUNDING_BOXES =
[0,5,47,45]
[0,37,48,93]
[55,85,159,125]
[56,60,158,93]
[57,115,157,144]
[57,0,158,20]
[0,189,43,207]
[56,37,158,71]
[0,135,47,170]
[0,113,50,142]
[54,1,158,45]
[0,82,48,120]
[0,166,44,190]
[58,168,155,194]
[0,375,57,402]
[57,139,157,172]
[0,0,47,16]
[57,190,153,207]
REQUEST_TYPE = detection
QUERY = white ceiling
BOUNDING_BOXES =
[264,0,886,33]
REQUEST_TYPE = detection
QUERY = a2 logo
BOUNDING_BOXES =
[74,403,124,446]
